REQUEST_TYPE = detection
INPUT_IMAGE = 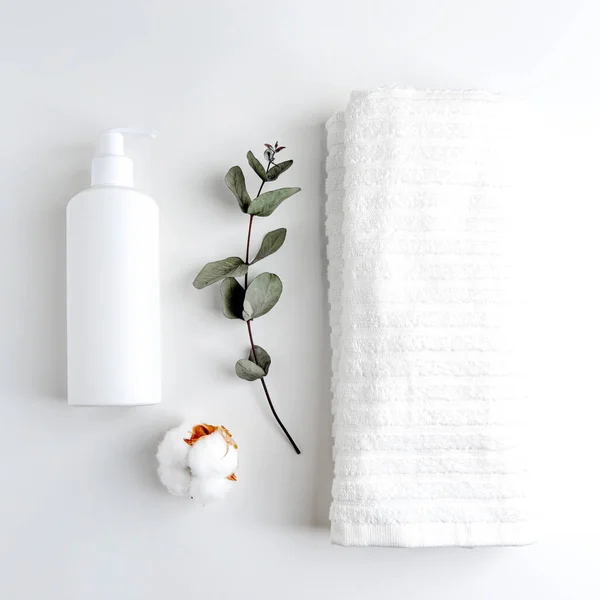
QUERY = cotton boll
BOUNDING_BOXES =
[187,430,238,479]
[156,421,238,503]
[189,476,236,504]
[156,423,194,496]
[157,462,191,496]
[156,422,193,467]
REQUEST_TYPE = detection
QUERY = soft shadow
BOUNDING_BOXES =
[311,120,335,528]
[126,410,181,496]
[0,146,89,400]
[283,116,334,528]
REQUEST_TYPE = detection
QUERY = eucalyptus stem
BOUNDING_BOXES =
[194,145,301,456]
[246,320,301,454]
[243,161,301,455]
[244,215,254,289]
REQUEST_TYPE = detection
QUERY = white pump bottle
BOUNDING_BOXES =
[67,128,161,406]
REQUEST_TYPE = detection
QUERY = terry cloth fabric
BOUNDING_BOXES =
[325,88,534,547]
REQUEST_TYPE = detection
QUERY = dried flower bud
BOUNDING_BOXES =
[264,145,275,162]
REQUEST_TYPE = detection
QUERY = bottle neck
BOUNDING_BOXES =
[91,155,134,187]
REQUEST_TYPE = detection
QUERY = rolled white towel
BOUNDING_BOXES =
[325,88,534,547]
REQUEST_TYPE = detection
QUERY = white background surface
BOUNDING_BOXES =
[1,1,599,598]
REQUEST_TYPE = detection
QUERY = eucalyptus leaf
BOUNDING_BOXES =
[193,257,248,289]
[247,187,301,217]
[247,151,267,182]
[252,228,287,264]
[225,166,251,212]
[242,272,282,320]
[248,345,271,375]
[266,160,293,181]
[220,277,245,319]
[235,359,265,381]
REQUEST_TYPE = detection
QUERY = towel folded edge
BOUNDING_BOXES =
[331,521,538,548]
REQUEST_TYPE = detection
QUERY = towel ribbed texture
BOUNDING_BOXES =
[325,88,534,547]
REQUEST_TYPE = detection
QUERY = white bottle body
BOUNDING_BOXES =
[67,186,161,406]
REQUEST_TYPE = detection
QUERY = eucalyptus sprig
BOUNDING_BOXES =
[193,142,301,455]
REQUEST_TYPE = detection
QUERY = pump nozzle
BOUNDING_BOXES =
[92,127,157,187]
